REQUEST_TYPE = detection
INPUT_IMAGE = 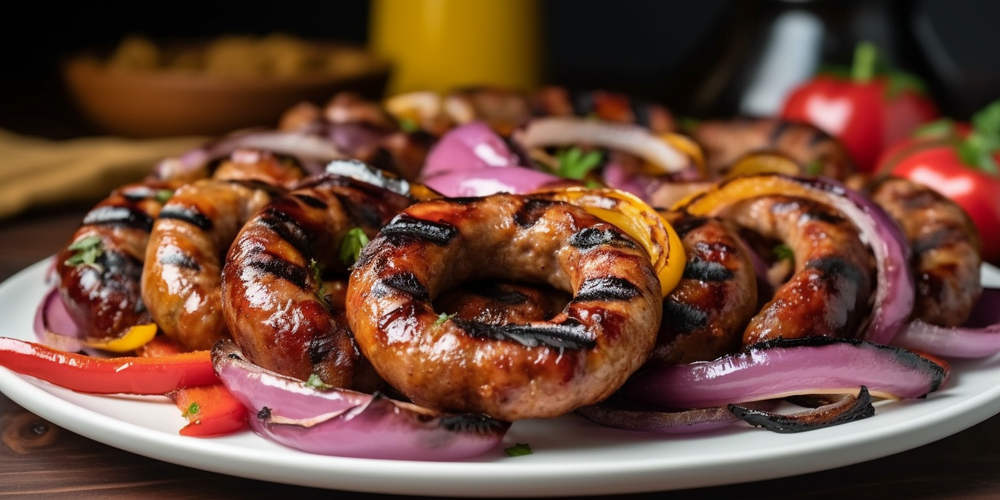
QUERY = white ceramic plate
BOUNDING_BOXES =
[2,259,1000,497]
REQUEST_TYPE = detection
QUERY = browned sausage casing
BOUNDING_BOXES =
[720,195,875,345]
[346,193,662,421]
[868,176,982,326]
[650,213,758,365]
[56,181,178,340]
[691,118,855,180]
[221,173,412,389]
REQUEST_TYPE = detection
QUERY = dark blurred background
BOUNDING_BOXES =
[1,0,998,139]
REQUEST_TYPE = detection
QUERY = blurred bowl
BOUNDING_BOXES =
[62,40,390,138]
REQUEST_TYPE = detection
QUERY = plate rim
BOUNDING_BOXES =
[1,258,999,497]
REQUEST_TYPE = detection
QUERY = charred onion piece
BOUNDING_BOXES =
[621,337,948,409]
[577,397,777,434]
[211,340,510,461]
[728,386,875,433]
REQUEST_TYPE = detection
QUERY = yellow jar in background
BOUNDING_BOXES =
[369,0,541,96]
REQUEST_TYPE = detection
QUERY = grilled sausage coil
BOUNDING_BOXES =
[345,193,663,421]
[221,173,412,389]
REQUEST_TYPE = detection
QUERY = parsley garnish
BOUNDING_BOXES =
[305,374,333,390]
[64,235,104,271]
[773,244,794,261]
[398,118,420,133]
[310,259,332,309]
[803,159,824,176]
[154,189,175,204]
[555,147,604,180]
[504,443,533,457]
[182,402,201,418]
[433,312,457,328]
[339,228,370,267]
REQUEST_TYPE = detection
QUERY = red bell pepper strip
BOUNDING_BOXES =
[138,335,249,437]
[0,336,217,394]
[169,384,249,437]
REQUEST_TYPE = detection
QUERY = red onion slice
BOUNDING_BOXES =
[422,121,522,178]
[422,166,561,197]
[620,337,948,409]
[33,287,84,353]
[513,117,688,174]
[154,130,348,179]
[211,340,510,461]
[576,398,778,434]
[892,288,1000,358]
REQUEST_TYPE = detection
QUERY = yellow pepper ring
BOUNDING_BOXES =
[83,323,158,353]
[725,152,802,178]
[639,133,708,179]
[530,187,685,297]
[672,173,828,214]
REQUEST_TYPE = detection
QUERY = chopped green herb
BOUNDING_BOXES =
[64,235,105,271]
[584,178,605,189]
[305,374,333,390]
[504,443,533,457]
[339,228,370,267]
[182,401,201,418]
[960,99,1000,175]
[398,118,420,133]
[310,258,332,309]
[555,147,604,180]
[773,244,794,261]
[803,159,824,176]
[154,189,175,204]
[433,312,457,328]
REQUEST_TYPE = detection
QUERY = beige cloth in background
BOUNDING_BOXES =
[0,129,208,219]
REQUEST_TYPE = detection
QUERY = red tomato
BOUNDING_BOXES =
[885,145,1000,264]
[781,75,938,173]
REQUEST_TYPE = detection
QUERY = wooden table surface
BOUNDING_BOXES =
[2,206,1000,499]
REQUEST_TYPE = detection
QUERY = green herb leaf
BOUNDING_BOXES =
[773,244,794,261]
[310,258,332,309]
[504,443,533,457]
[433,312,457,328]
[398,118,420,133]
[339,228,370,267]
[555,147,604,180]
[959,100,1000,175]
[803,160,824,176]
[154,189,175,204]
[64,235,105,271]
[305,374,333,390]
[584,178,605,189]
[182,401,201,418]
[677,116,702,133]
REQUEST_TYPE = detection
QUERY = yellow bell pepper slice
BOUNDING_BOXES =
[725,152,802,178]
[672,173,825,215]
[82,323,158,353]
[530,187,685,297]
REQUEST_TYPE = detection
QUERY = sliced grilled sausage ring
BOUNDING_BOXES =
[346,193,663,421]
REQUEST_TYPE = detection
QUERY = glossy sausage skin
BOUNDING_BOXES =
[221,173,412,389]
[722,195,875,345]
[435,281,570,326]
[650,213,758,364]
[55,181,178,340]
[141,180,276,350]
[691,118,855,180]
[868,176,982,326]
[346,194,662,421]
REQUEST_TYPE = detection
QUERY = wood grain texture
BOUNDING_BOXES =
[2,207,1000,499]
